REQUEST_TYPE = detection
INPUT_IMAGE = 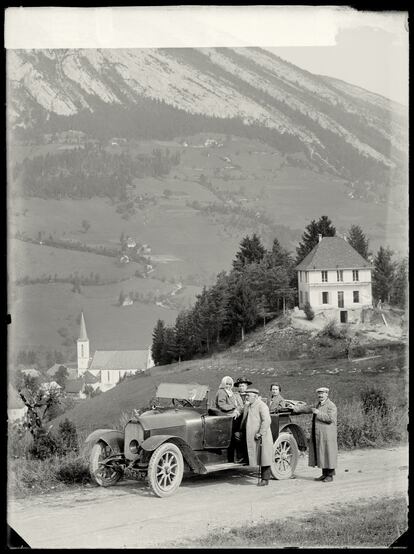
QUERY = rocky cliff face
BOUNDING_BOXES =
[7,47,407,183]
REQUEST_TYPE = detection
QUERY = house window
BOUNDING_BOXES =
[299,291,303,304]
[81,344,84,357]
[321,271,328,283]
[353,270,359,282]
[353,290,360,303]
[322,292,329,304]
[337,270,343,282]
[304,292,308,304]
[304,272,308,283]
[338,291,344,308]
[299,271,302,282]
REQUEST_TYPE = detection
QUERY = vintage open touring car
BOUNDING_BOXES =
[85,382,309,497]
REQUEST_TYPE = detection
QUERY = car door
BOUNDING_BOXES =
[203,414,233,448]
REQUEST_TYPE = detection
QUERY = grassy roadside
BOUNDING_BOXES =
[174,496,408,548]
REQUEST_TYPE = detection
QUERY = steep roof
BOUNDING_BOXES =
[83,370,99,384]
[78,312,88,341]
[89,350,149,371]
[295,236,372,271]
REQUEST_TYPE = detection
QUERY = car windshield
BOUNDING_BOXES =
[155,382,209,402]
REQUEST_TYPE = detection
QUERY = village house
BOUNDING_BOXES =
[8,384,28,422]
[76,312,154,392]
[296,235,373,323]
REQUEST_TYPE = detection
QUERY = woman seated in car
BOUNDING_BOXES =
[268,383,286,413]
[215,376,241,418]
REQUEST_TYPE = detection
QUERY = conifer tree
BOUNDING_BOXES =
[390,257,408,308]
[296,216,336,264]
[347,224,370,260]
[233,234,266,270]
[372,247,395,303]
[151,319,165,365]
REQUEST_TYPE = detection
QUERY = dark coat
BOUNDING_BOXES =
[215,389,237,413]
[268,394,286,413]
[242,398,273,467]
[308,398,338,469]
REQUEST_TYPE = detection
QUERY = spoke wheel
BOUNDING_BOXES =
[90,441,123,487]
[148,442,184,498]
[271,432,299,480]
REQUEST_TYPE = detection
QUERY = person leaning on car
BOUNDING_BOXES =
[267,383,286,413]
[242,387,274,486]
[292,386,338,483]
[215,376,241,418]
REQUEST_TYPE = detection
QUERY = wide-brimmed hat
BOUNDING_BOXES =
[316,387,329,393]
[234,377,252,387]
[246,387,259,395]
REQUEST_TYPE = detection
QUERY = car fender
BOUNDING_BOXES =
[83,428,125,455]
[278,422,308,451]
[141,435,207,474]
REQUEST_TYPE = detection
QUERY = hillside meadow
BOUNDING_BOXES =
[51,350,406,435]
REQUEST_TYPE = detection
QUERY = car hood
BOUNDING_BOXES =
[138,408,202,431]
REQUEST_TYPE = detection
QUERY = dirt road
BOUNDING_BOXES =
[8,446,408,548]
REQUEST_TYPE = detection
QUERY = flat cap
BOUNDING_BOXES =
[234,377,252,386]
[246,387,259,395]
[316,387,329,393]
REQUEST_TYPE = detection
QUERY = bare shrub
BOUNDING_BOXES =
[320,319,349,339]
[303,302,314,321]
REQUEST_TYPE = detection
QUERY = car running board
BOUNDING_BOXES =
[204,462,247,473]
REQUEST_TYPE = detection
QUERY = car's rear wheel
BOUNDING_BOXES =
[148,442,184,497]
[271,432,299,480]
[89,441,123,487]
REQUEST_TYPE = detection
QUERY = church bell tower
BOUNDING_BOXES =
[77,312,90,376]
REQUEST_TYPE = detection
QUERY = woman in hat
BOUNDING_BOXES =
[307,387,338,483]
[234,377,252,410]
[267,383,286,414]
[214,376,241,417]
[242,387,274,486]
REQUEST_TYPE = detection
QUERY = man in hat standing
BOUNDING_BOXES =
[241,387,274,486]
[308,387,338,483]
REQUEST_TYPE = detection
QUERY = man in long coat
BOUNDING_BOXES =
[308,387,338,483]
[241,388,274,486]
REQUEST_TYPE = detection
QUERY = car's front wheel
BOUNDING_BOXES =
[147,442,184,497]
[89,441,123,487]
[271,432,299,480]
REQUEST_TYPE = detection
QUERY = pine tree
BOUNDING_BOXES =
[160,327,177,365]
[151,319,165,365]
[226,273,258,342]
[296,216,336,264]
[347,225,370,260]
[233,234,266,270]
[372,247,395,303]
[390,257,408,308]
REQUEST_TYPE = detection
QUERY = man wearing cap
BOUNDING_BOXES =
[241,387,274,486]
[233,377,252,463]
[308,387,338,483]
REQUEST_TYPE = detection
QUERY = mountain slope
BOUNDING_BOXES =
[7,47,406,184]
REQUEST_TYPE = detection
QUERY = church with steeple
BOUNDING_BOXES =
[76,312,154,392]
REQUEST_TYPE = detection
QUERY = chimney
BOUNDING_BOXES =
[318,234,322,242]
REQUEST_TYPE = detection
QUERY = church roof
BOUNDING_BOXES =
[78,312,88,341]
[295,236,372,271]
[83,370,99,384]
[89,350,149,371]
[65,379,84,394]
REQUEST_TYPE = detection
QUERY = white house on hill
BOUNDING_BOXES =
[76,312,154,392]
[296,235,373,323]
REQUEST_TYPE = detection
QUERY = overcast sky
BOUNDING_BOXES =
[268,24,408,106]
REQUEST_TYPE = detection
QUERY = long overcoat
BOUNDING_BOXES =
[308,398,338,469]
[243,398,274,467]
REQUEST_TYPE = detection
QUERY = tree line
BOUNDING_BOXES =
[13,145,180,200]
[151,216,408,366]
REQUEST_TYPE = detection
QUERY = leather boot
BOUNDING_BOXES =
[314,469,327,481]
[257,479,269,486]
